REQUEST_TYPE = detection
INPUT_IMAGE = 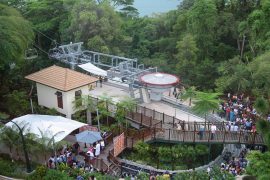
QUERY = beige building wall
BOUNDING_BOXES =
[36,82,97,118]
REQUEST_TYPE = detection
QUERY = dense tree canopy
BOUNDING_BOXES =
[0,0,270,121]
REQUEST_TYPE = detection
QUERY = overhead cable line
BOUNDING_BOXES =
[33,29,61,46]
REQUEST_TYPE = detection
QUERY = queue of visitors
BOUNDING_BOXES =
[220,148,248,176]
[47,139,106,170]
[219,93,258,133]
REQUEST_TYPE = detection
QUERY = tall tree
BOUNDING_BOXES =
[24,0,69,49]
[188,0,217,59]
[176,34,198,85]
[67,0,128,54]
[0,4,33,96]
[215,56,251,93]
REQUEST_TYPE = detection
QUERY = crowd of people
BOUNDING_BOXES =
[47,139,105,170]
[219,148,249,176]
[219,93,258,133]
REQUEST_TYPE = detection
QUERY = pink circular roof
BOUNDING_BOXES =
[139,72,180,86]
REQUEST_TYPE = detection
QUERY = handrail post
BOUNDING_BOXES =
[193,122,196,143]
[238,130,242,143]
[183,129,185,142]
[154,128,156,140]
[208,122,210,142]
[153,109,155,120]
[144,106,146,115]
[169,129,171,141]
[162,113,165,123]
[223,126,226,143]
[140,112,143,126]
[252,132,256,145]
[173,116,175,128]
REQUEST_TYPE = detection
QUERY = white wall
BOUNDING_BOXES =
[65,85,92,118]
[36,83,96,118]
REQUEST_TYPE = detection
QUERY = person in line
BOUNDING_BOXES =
[95,141,101,157]
[198,125,205,140]
[210,124,217,140]
[100,140,105,151]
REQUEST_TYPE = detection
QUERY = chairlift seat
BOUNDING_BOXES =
[25,48,38,60]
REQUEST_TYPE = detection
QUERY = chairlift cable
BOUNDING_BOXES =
[33,29,61,46]
[33,44,50,55]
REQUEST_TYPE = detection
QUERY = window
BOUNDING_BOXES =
[75,90,82,107]
[55,91,63,109]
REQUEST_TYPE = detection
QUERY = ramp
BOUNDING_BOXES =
[141,88,150,103]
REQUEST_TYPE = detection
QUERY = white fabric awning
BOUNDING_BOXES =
[5,114,87,142]
[78,62,107,77]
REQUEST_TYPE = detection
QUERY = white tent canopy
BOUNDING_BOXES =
[5,114,87,142]
[78,62,107,77]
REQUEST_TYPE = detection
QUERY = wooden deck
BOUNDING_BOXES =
[90,96,265,145]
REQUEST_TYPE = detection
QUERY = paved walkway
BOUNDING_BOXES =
[89,83,204,123]
[141,101,204,122]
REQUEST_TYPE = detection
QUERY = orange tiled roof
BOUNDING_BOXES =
[25,65,98,91]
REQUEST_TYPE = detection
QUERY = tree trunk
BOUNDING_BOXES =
[189,98,192,106]
[9,146,13,162]
[44,154,47,165]
[16,147,20,160]
[240,35,246,59]
[87,110,92,125]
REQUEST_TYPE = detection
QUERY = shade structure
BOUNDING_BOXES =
[75,130,102,144]
[78,63,107,77]
[5,114,87,143]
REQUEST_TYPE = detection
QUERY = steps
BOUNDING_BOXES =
[109,163,121,176]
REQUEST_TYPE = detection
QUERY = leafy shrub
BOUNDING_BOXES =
[36,165,47,177]
[43,169,73,180]
[0,159,27,178]
[82,172,116,180]
[0,160,16,176]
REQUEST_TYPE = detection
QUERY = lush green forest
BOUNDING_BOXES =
[1,0,270,114]
[1,1,270,179]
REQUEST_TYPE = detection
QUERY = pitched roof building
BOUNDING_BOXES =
[25,65,99,118]
[25,65,98,91]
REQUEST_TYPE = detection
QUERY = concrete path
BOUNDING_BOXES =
[89,83,204,123]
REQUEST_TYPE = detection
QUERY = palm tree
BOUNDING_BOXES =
[33,127,65,165]
[256,120,270,149]
[254,97,269,118]
[181,86,197,106]
[115,96,137,131]
[73,95,96,125]
[192,91,221,121]
[0,126,20,161]
[97,93,113,126]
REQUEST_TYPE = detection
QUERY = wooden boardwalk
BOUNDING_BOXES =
[90,96,265,145]
[125,108,264,145]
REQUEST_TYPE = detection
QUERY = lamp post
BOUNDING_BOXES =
[4,120,31,173]
[96,108,101,131]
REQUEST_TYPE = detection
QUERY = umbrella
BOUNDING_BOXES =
[75,130,102,144]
